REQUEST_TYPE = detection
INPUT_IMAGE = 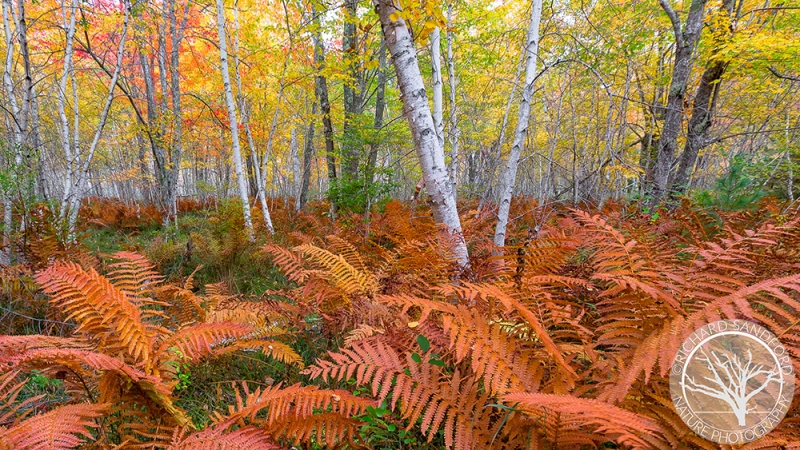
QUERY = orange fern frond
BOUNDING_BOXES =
[35,262,153,366]
[304,339,494,449]
[212,340,303,367]
[154,322,252,364]
[0,403,107,450]
[210,383,375,447]
[106,251,164,296]
[166,425,279,450]
[261,244,309,283]
[295,244,380,297]
[503,392,669,449]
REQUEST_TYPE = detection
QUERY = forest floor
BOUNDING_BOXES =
[2,196,799,449]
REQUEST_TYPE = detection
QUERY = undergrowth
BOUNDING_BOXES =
[0,195,798,449]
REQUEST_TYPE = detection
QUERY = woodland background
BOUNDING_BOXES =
[0,0,798,448]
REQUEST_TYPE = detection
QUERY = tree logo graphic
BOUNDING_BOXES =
[671,320,795,444]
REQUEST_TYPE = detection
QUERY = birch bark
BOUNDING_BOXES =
[215,0,254,240]
[492,0,542,248]
[232,0,273,233]
[445,3,459,193]
[373,0,468,268]
[65,0,131,233]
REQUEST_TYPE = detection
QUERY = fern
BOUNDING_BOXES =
[0,403,107,450]
[503,392,669,449]
[34,262,154,367]
[305,339,498,449]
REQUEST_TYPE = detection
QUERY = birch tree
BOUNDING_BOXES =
[61,0,131,234]
[215,0,254,240]
[445,3,459,193]
[1,0,23,249]
[373,0,469,268]
[232,0,273,233]
[430,27,445,149]
[493,0,542,248]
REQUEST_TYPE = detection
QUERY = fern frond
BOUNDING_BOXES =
[503,392,669,449]
[106,251,164,296]
[0,403,107,450]
[35,262,153,366]
[154,322,252,364]
[344,324,385,347]
[261,244,309,283]
[295,244,379,296]
[441,307,540,395]
[0,371,38,426]
[208,383,374,447]
[305,339,493,449]
[325,235,370,274]
[166,425,279,450]
[2,348,170,396]
[159,285,207,326]
[212,340,303,367]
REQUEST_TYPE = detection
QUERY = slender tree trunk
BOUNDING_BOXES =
[2,0,20,249]
[652,0,708,201]
[66,0,130,233]
[341,0,360,179]
[430,27,444,149]
[57,0,77,221]
[233,0,273,233]
[445,3,460,192]
[478,46,525,212]
[298,103,316,211]
[374,0,469,268]
[215,0,254,240]
[166,0,189,228]
[313,3,337,214]
[365,36,387,209]
[493,0,542,248]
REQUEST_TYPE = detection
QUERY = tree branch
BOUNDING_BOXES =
[659,0,684,45]
[768,66,800,82]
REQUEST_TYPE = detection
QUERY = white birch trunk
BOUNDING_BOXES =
[290,128,299,204]
[430,27,444,149]
[374,0,469,268]
[492,0,542,248]
[1,0,18,249]
[215,0,254,240]
[232,0,273,233]
[66,0,130,233]
[57,0,77,221]
[445,3,460,193]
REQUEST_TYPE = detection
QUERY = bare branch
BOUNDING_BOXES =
[658,0,684,45]
[768,66,800,82]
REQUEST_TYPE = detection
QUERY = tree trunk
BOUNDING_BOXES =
[445,3,460,193]
[671,0,735,193]
[493,0,542,248]
[298,103,316,211]
[57,0,77,221]
[233,0,273,233]
[365,35,387,205]
[66,0,130,233]
[652,0,708,201]
[373,0,469,268]
[215,0,254,240]
[341,0,360,179]
[313,3,337,213]
[430,27,444,149]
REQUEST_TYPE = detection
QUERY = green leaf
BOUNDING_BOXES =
[428,358,446,367]
[416,334,430,352]
[411,352,422,363]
